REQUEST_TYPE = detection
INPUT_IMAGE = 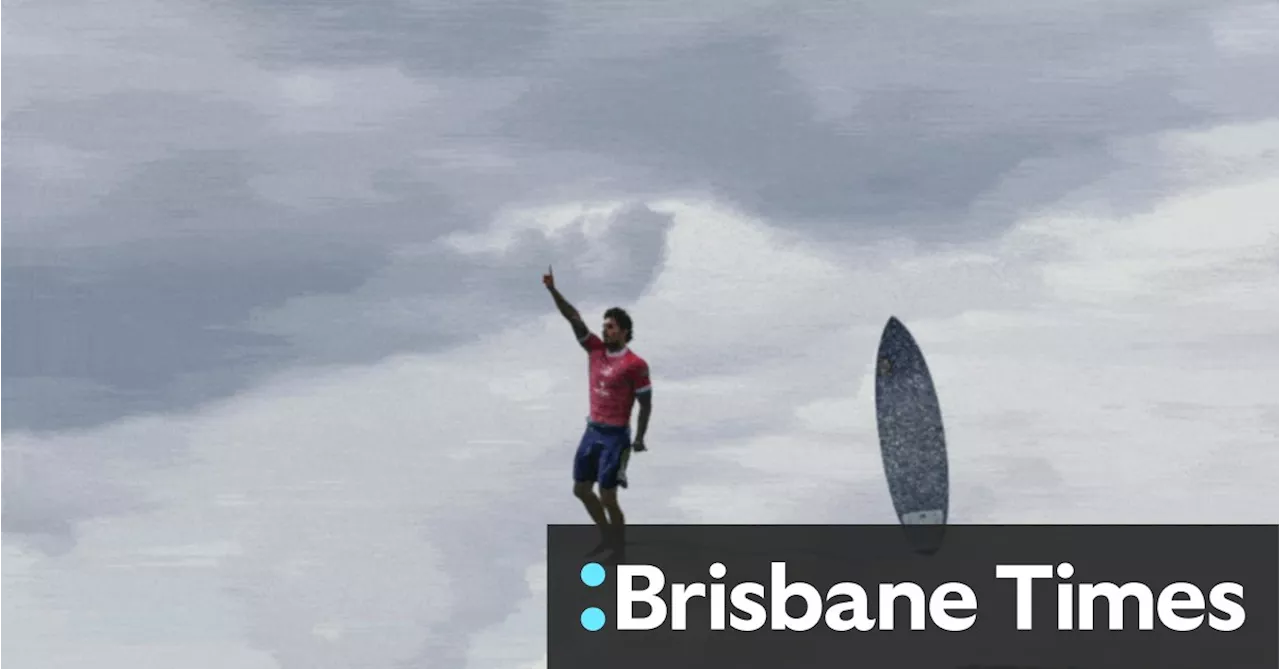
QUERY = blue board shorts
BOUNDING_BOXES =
[573,421,632,489]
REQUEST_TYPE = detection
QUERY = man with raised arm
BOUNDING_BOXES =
[543,266,652,557]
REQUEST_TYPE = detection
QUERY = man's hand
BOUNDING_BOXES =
[543,265,555,291]
[632,437,647,453]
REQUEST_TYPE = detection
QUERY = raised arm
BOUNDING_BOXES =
[543,266,590,342]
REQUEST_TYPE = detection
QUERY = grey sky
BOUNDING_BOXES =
[3,1,1277,667]
[5,0,1275,433]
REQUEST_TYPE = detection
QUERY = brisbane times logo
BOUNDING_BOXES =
[571,557,1247,634]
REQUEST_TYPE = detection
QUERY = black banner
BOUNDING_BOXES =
[547,524,1277,668]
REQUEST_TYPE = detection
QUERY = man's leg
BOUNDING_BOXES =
[597,434,632,549]
[574,481,610,533]
[573,429,612,556]
[599,486,625,547]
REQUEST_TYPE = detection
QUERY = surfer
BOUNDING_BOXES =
[543,266,652,558]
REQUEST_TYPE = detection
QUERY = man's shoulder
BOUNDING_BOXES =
[624,349,650,373]
[579,331,604,351]
[626,349,652,393]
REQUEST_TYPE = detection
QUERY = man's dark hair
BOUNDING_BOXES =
[604,307,634,342]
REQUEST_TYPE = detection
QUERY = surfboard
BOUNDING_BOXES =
[874,316,949,555]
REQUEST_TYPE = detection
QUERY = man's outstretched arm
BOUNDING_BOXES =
[543,266,589,341]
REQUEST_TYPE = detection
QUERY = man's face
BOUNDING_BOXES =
[602,318,624,346]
